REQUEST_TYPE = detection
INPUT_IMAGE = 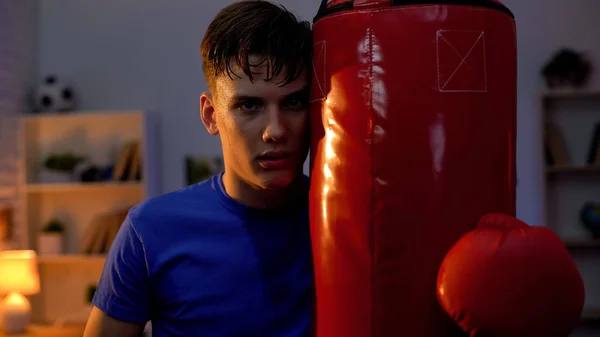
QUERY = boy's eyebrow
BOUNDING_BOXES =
[283,85,310,98]
[232,94,263,101]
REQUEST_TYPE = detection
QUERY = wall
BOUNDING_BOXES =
[0,0,37,117]
[502,0,600,226]
[37,0,600,226]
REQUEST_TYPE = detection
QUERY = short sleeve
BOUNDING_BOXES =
[92,215,151,323]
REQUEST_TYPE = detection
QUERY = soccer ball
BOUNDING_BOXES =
[34,75,76,113]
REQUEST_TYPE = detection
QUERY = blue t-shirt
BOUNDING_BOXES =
[92,173,313,337]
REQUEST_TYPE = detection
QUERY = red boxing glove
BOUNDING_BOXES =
[437,213,585,337]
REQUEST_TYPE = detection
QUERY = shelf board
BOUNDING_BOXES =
[37,254,106,264]
[22,110,143,122]
[546,165,600,174]
[542,89,600,99]
[26,181,143,193]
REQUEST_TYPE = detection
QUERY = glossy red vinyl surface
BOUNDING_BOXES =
[309,4,517,337]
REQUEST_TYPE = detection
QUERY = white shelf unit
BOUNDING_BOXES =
[14,110,160,324]
[541,90,600,329]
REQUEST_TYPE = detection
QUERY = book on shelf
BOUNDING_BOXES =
[586,123,600,166]
[112,141,142,181]
[80,208,128,254]
[544,122,570,167]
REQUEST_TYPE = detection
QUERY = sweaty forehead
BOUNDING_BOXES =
[216,62,308,100]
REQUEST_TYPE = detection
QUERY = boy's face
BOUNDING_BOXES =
[200,57,310,190]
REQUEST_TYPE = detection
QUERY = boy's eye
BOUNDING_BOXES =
[283,96,307,110]
[241,102,260,110]
[236,100,262,112]
[285,98,302,109]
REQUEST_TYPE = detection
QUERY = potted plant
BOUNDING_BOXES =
[40,153,86,183]
[38,219,65,255]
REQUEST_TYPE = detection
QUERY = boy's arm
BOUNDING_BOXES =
[83,307,145,337]
[83,215,151,337]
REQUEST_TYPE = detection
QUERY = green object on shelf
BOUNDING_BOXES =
[43,153,86,172]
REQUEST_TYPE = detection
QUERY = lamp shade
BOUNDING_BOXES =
[0,250,40,295]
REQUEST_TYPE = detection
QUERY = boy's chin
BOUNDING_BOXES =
[256,170,298,189]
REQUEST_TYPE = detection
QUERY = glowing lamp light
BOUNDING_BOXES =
[0,250,40,334]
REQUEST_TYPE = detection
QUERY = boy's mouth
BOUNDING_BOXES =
[257,150,294,169]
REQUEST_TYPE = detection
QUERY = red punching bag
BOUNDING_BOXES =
[309,1,517,336]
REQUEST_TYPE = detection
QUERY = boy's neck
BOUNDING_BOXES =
[222,171,305,210]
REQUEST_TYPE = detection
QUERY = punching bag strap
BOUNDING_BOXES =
[314,0,390,22]
[317,0,349,12]
[315,0,513,22]
[319,0,390,8]
[354,0,391,8]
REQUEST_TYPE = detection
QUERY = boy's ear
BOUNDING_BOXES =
[200,92,219,135]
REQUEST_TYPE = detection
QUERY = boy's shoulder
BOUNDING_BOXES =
[128,175,221,226]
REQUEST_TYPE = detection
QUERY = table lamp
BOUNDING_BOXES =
[0,250,40,334]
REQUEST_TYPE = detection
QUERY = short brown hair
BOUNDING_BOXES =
[201,0,312,90]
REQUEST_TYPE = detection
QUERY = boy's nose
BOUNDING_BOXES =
[262,110,287,143]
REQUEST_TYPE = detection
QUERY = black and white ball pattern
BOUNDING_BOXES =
[35,75,76,113]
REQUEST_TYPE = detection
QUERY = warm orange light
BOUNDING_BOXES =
[3,292,31,311]
[0,250,40,295]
